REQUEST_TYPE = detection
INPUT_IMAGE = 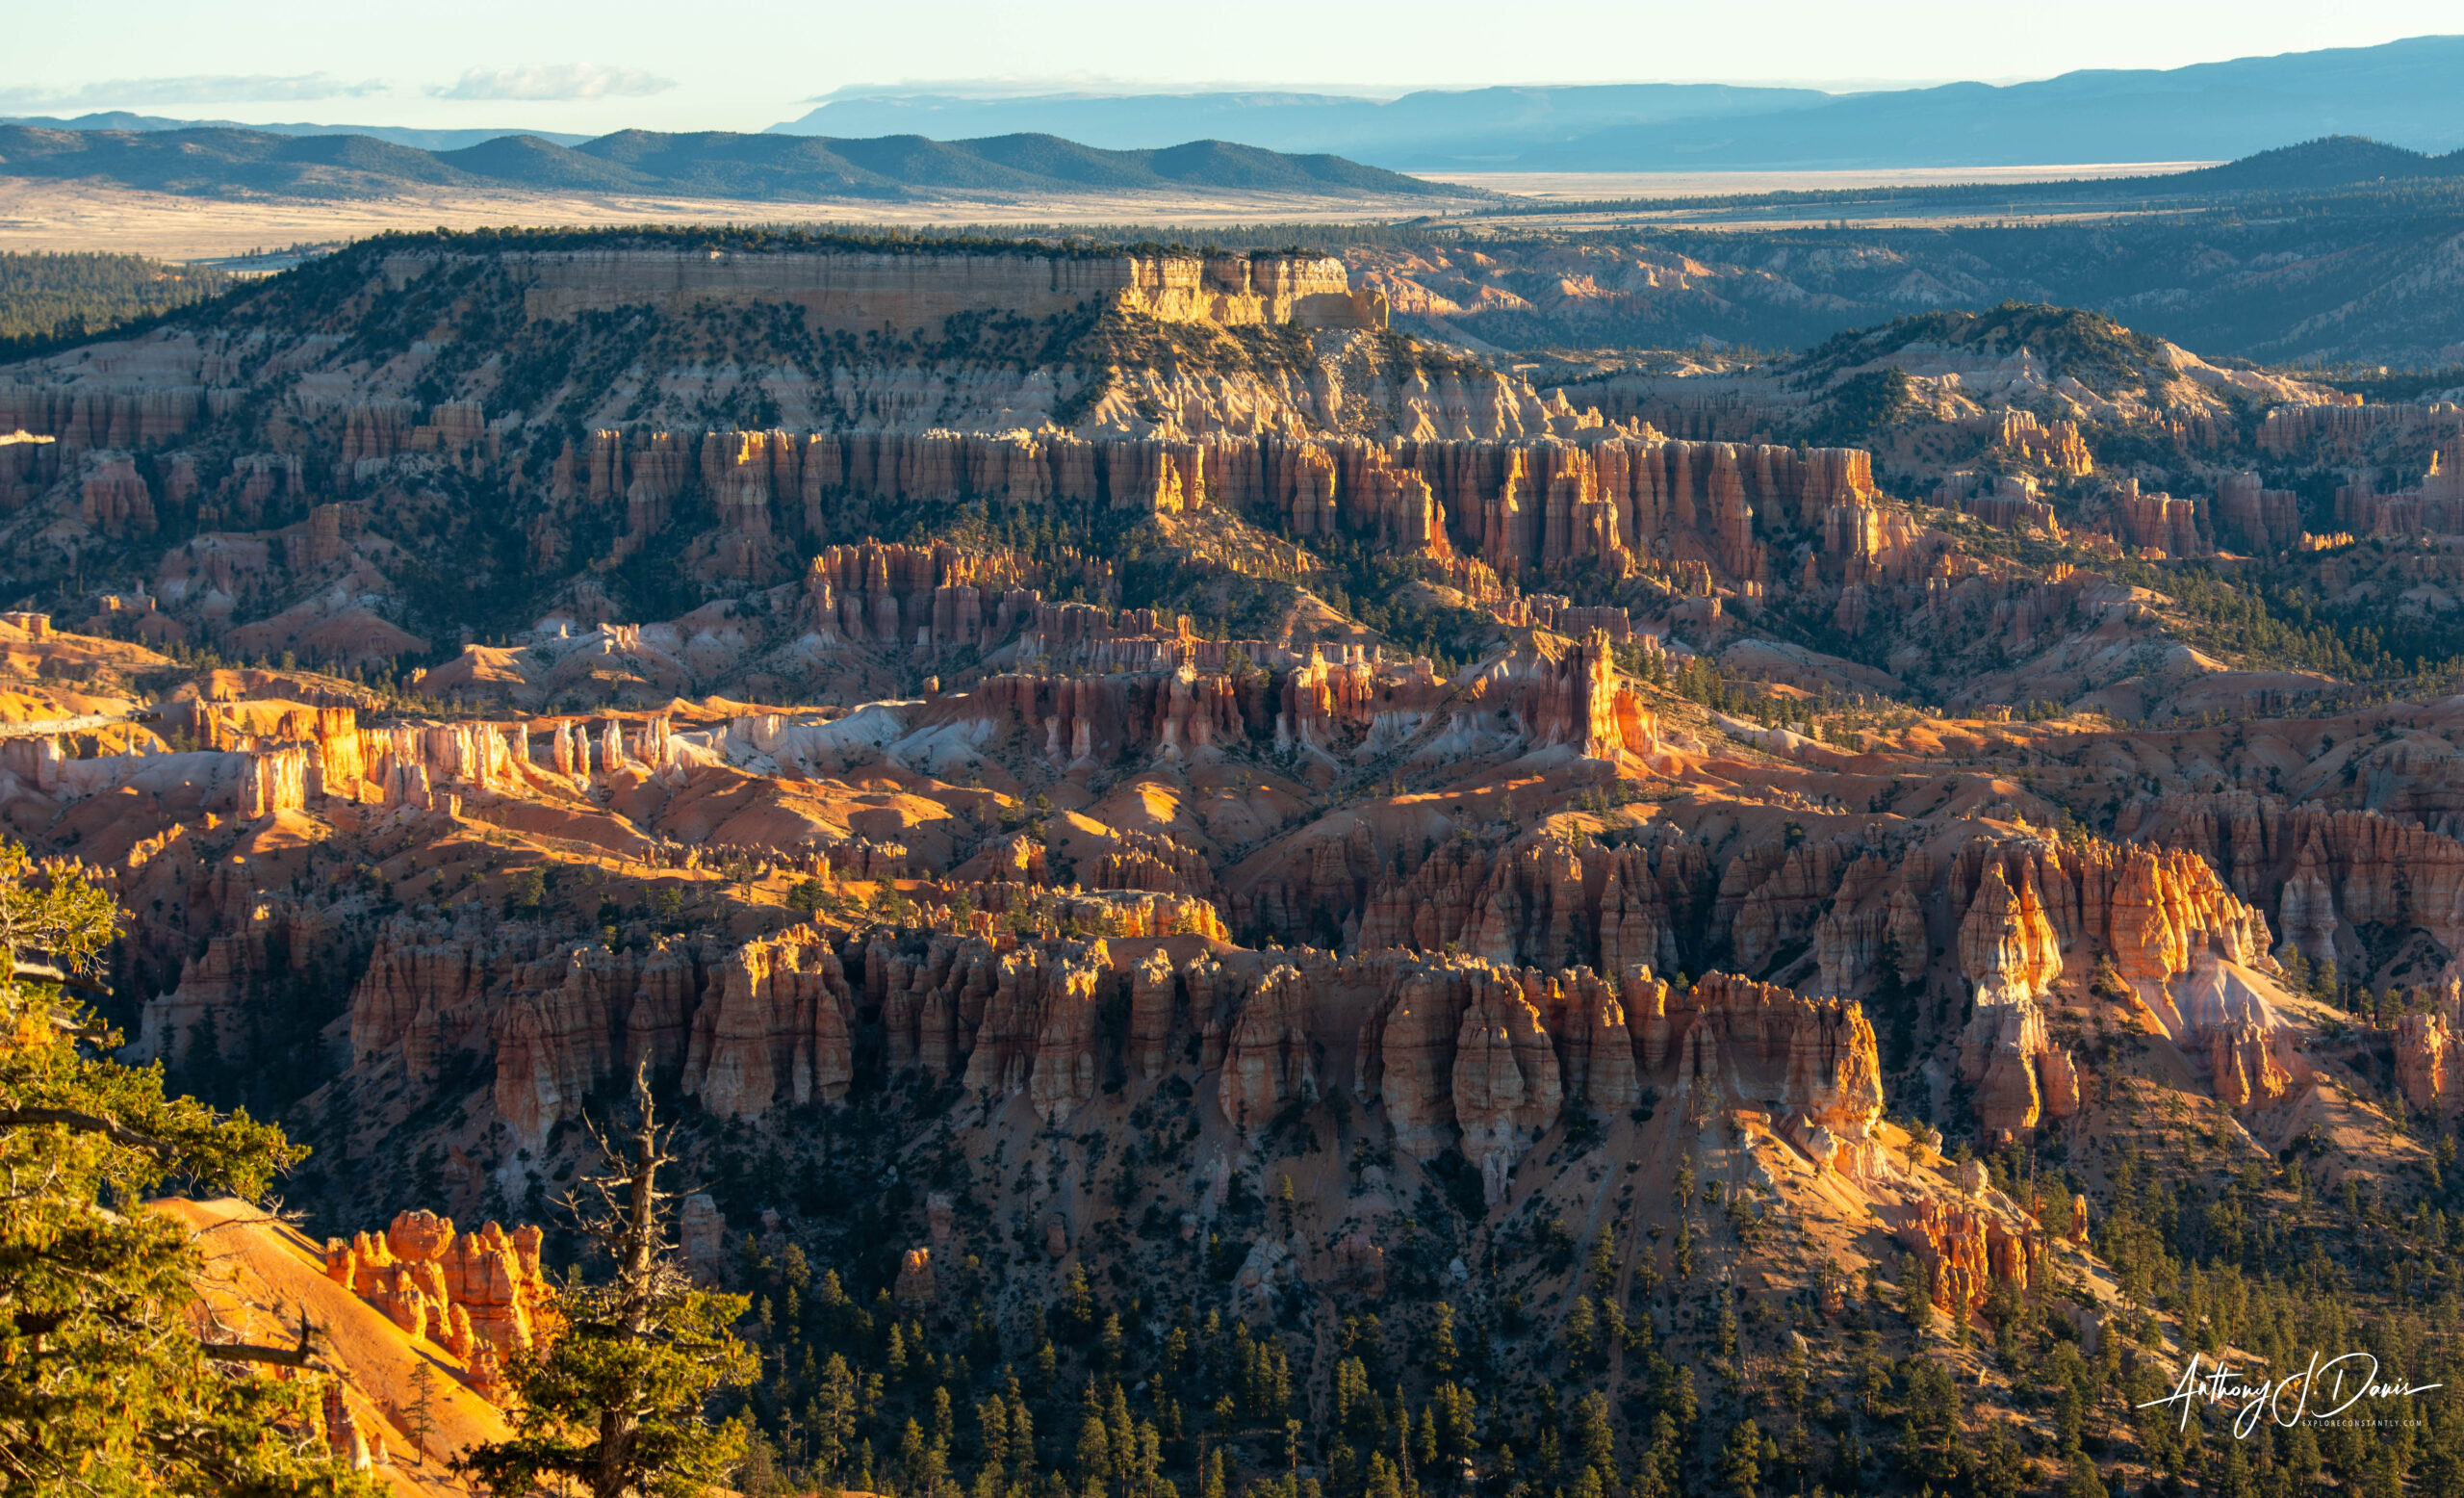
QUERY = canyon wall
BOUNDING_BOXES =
[487,249,1386,335]
[336,907,1886,1211]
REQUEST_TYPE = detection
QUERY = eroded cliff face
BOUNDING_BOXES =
[501,247,1384,336]
[19,592,2450,1498]
[338,900,1889,1222]
[0,236,1929,700]
[29,238,2464,1487]
[2128,790,2464,964]
[51,656,2339,1170]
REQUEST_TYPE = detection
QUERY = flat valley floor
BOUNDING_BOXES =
[0,177,1486,261]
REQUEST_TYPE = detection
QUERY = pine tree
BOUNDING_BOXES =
[1076,1408,1113,1490]
[1565,1296,1596,1366]
[403,1360,446,1459]
[815,1354,859,1481]
[1899,1253,1936,1334]
[1365,1451,1403,1498]
[0,842,372,1494]
[457,1068,758,1498]
[979,1394,1013,1478]
[1570,1391,1616,1487]
[2059,1453,2109,1498]
[1720,1418,1761,1498]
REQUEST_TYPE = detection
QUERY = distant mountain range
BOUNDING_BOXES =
[772,84,1833,165]
[9,34,2462,196]
[777,35,2464,169]
[0,123,1460,201]
[0,112,592,152]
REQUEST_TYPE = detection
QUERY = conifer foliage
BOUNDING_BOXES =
[0,842,370,1494]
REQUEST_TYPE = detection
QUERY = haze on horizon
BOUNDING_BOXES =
[6,0,2458,138]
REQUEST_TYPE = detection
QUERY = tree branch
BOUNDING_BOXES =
[200,1339,322,1368]
[0,1106,177,1157]
[203,1305,325,1368]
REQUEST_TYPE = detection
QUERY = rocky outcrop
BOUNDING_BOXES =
[2209,1020,2294,1110]
[512,247,1383,334]
[2217,473,2302,552]
[1956,864,2063,1004]
[1094,829,1217,898]
[1959,996,2080,1141]
[894,1247,936,1304]
[2400,1003,2464,1118]
[2128,791,2464,962]
[679,926,856,1124]
[2333,450,2464,538]
[1630,969,1885,1177]
[346,914,708,1140]
[1296,821,1712,968]
[680,1193,727,1279]
[800,538,1065,648]
[970,663,1253,767]
[0,383,201,450]
[1895,1197,2042,1318]
[322,1210,550,1365]
[1542,968,1641,1110]
[1129,949,1180,1081]
[304,801,2295,1158]
[1450,975,1563,1202]
[2261,400,2464,458]
[79,452,156,538]
[1219,964,1319,1136]
[951,939,1115,1122]
[1364,957,1483,1160]
[2087,478,2205,556]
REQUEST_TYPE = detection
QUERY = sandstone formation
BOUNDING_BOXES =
[25,237,2464,1490]
[506,248,1387,336]
[2127,791,2464,964]
[322,1210,551,1375]
[1896,1196,2045,1319]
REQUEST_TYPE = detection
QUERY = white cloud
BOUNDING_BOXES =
[0,72,386,113]
[436,64,677,102]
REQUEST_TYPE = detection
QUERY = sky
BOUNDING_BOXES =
[7,0,2459,137]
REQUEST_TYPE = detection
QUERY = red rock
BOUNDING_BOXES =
[2209,1020,2293,1109]
[2397,994,2464,1118]
[894,1247,936,1304]
[680,926,855,1121]
[1129,948,1179,1080]
[322,1209,549,1369]
[1956,864,2063,1003]
[1959,997,2077,1140]
[1450,972,1562,1202]
[1364,958,1483,1159]
[1896,1196,2041,1320]
[1219,963,1320,1136]
[1547,967,1641,1108]
[680,1193,727,1280]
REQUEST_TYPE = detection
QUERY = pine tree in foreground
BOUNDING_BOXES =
[458,1067,757,1498]
[0,842,373,1495]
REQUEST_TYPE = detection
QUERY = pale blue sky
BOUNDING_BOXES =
[8,0,2457,136]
